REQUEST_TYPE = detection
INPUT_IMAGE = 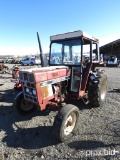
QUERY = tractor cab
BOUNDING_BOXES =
[49,30,99,66]
[49,30,100,95]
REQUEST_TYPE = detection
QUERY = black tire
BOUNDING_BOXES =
[14,92,35,115]
[88,70,108,107]
[53,104,79,142]
[29,62,34,66]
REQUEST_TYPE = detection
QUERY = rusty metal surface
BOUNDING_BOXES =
[40,86,49,99]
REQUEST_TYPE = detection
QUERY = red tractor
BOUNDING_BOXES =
[14,30,108,141]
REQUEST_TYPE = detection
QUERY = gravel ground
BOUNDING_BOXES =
[0,64,120,160]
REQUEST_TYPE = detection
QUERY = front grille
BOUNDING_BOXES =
[20,72,37,103]
[25,95,37,102]
[23,82,37,103]
[19,72,34,83]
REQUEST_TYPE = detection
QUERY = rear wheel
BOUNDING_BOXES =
[53,104,79,141]
[88,70,108,107]
[14,92,35,115]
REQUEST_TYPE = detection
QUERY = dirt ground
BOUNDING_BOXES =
[0,64,120,160]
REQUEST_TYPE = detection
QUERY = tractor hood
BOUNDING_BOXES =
[19,66,71,83]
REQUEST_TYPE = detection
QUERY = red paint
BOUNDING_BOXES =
[34,72,47,82]
[20,67,71,111]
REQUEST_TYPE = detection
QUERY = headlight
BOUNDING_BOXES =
[32,90,36,96]
[90,75,95,80]
[26,88,29,93]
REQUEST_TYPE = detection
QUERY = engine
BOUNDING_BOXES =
[18,66,71,110]
[52,81,68,103]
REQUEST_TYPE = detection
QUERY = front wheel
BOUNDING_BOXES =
[14,92,35,115]
[53,104,79,142]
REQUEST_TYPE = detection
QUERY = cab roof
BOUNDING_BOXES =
[50,30,99,42]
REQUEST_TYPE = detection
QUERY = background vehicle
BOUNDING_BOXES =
[11,58,22,64]
[6,58,14,63]
[21,57,41,66]
[2,58,14,64]
[2,59,7,63]
[14,30,108,141]
[107,55,119,67]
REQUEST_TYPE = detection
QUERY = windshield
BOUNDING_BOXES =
[50,39,81,65]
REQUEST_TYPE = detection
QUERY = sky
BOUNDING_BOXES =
[0,0,120,56]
